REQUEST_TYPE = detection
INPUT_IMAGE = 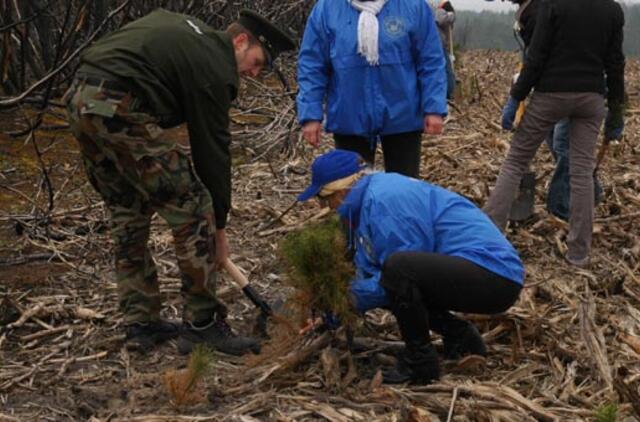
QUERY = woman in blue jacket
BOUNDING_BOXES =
[298,150,525,384]
[297,0,448,178]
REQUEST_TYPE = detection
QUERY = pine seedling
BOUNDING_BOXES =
[164,344,215,406]
[247,218,356,367]
[280,216,356,325]
[595,403,618,422]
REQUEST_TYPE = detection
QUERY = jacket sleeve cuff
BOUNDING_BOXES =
[213,203,228,229]
[349,275,388,314]
[510,86,527,103]
[297,100,324,124]
[424,101,448,117]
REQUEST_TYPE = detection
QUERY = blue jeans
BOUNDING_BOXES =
[444,54,456,100]
[546,118,602,221]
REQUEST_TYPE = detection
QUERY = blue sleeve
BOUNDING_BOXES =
[349,200,427,313]
[296,1,331,124]
[411,1,448,116]
[350,274,388,313]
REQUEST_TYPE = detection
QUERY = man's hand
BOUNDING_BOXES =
[424,114,443,135]
[501,96,519,130]
[214,229,229,270]
[604,102,624,141]
[302,121,323,147]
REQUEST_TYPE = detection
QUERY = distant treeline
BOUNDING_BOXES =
[454,3,640,57]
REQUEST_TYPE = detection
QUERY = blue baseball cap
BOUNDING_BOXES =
[298,150,365,202]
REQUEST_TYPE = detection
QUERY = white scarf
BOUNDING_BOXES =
[349,0,388,65]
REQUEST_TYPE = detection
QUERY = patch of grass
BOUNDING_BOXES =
[595,403,618,422]
[163,344,215,406]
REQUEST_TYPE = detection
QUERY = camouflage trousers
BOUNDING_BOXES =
[66,77,226,324]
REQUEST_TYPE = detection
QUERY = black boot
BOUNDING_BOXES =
[125,320,182,351]
[430,311,486,359]
[383,343,440,384]
[177,317,260,356]
[380,276,439,384]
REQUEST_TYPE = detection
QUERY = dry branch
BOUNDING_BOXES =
[0,0,131,108]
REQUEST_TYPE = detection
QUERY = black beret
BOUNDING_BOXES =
[238,10,296,64]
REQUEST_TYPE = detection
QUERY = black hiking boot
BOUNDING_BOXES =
[177,318,261,356]
[125,320,182,351]
[441,320,487,360]
[382,343,440,385]
[429,311,487,359]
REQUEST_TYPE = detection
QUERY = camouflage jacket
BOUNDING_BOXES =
[80,9,238,228]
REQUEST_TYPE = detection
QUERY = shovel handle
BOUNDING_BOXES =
[223,258,249,288]
[223,258,272,315]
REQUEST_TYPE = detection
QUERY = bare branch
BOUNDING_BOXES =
[0,0,130,108]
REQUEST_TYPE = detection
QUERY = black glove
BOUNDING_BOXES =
[441,1,455,13]
[604,102,624,141]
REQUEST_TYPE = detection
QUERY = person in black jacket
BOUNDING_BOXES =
[503,0,603,222]
[485,0,625,268]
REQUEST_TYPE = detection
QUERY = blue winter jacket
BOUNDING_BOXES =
[297,0,448,137]
[337,173,525,313]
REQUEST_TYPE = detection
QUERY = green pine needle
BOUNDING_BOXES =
[595,403,618,422]
[280,216,356,323]
[186,344,215,387]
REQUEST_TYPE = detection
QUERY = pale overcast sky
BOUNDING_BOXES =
[452,0,639,12]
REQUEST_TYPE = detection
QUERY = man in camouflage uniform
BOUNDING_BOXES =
[66,9,295,355]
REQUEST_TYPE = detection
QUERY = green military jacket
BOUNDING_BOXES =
[80,9,239,229]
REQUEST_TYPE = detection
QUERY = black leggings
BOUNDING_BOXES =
[334,131,422,178]
[379,251,522,345]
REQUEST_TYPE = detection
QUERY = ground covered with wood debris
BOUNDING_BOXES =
[1,51,639,421]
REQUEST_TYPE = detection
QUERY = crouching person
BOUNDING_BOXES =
[297,150,525,384]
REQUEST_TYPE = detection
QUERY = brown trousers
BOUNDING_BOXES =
[484,92,606,259]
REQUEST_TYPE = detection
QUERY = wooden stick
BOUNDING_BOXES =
[446,387,459,422]
[20,325,71,341]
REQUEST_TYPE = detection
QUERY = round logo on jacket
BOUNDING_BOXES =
[383,16,406,38]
